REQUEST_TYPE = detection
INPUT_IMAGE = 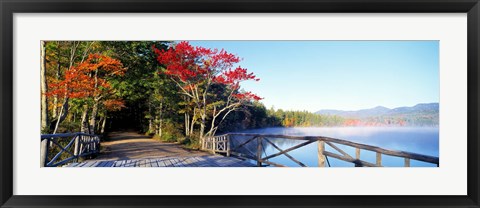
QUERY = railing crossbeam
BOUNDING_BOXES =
[262,140,316,161]
[264,138,307,167]
[325,141,353,160]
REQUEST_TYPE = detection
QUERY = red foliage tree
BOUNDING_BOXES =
[154,41,261,139]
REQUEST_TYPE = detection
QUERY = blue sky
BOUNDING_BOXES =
[188,41,439,112]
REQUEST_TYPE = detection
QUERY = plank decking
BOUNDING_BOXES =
[66,155,255,167]
[58,131,256,167]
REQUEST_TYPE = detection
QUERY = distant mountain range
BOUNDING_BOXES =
[316,103,439,118]
[316,103,439,126]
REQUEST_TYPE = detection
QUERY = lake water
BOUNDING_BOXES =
[229,127,439,167]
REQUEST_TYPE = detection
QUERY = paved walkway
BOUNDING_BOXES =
[68,131,254,167]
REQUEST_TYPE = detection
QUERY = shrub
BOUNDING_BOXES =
[155,121,185,143]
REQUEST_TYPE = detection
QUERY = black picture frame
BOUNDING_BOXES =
[1,0,479,207]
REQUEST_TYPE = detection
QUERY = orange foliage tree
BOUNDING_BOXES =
[46,53,126,133]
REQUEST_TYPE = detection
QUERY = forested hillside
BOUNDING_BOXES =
[316,103,439,126]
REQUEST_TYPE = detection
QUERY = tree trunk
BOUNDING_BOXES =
[207,105,218,138]
[89,66,99,134]
[89,99,99,134]
[51,41,79,133]
[53,97,69,134]
[40,41,49,131]
[148,102,154,134]
[199,83,211,142]
[149,117,154,134]
[96,117,102,133]
[183,96,190,136]
[81,105,89,133]
[189,109,196,136]
[157,101,163,137]
[100,114,107,134]
[199,83,210,140]
[199,114,206,139]
[207,107,236,138]
[157,121,162,138]
[52,42,61,118]
[184,113,190,136]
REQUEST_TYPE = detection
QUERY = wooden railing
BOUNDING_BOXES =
[201,135,230,156]
[40,133,100,167]
[202,133,439,167]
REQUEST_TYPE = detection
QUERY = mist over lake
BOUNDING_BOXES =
[231,127,439,167]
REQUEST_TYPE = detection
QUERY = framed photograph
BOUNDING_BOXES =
[1,0,479,207]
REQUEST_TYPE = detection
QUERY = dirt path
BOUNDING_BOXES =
[93,131,209,161]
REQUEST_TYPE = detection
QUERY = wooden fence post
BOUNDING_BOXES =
[355,148,361,167]
[256,137,263,167]
[318,140,325,167]
[404,158,410,167]
[86,136,90,154]
[40,138,50,167]
[73,135,81,161]
[89,136,93,154]
[211,137,216,154]
[90,136,93,153]
[96,136,100,153]
[376,152,382,166]
[226,135,231,157]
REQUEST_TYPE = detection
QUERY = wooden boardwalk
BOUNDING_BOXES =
[62,131,254,167]
[42,131,439,168]
[67,155,255,167]
[93,131,211,161]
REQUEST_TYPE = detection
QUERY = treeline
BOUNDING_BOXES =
[354,114,439,126]
[217,102,436,132]
[216,102,348,133]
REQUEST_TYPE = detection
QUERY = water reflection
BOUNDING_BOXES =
[229,127,439,167]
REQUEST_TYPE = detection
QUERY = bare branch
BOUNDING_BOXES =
[170,78,194,98]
